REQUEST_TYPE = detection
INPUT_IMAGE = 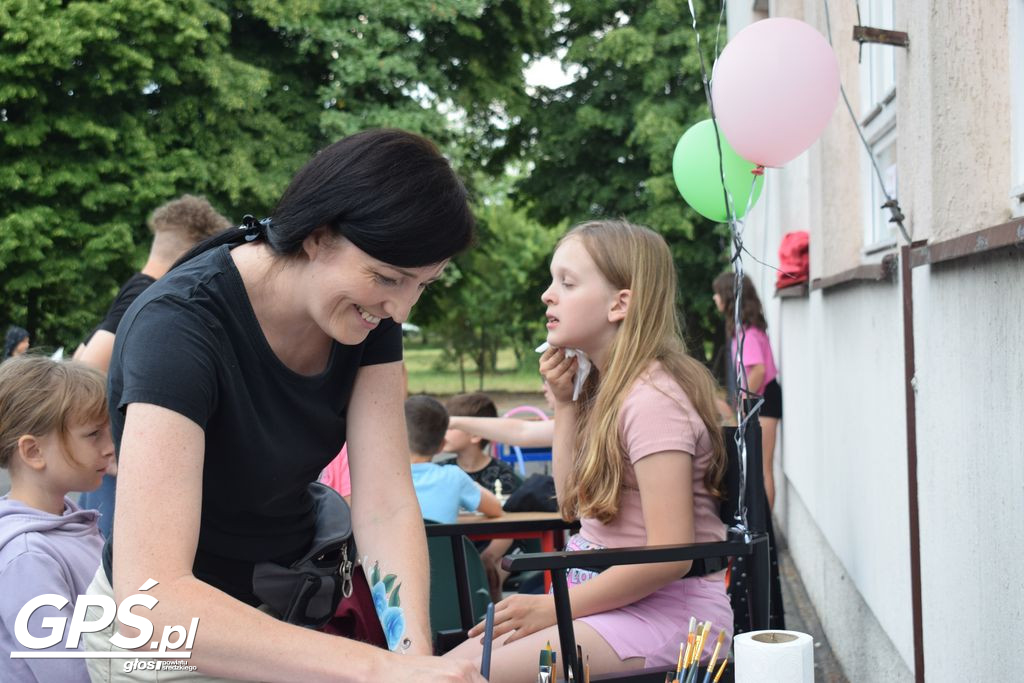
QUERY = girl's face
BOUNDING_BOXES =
[541,237,622,355]
[713,292,725,313]
[303,232,447,345]
[39,417,115,494]
[12,338,29,357]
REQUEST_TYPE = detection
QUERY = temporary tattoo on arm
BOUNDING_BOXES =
[368,560,412,652]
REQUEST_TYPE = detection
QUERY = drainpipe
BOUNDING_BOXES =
[900,244,925,683]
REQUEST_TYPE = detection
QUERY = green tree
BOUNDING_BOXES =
[0,0,323,347]
[419,193,561,390]
[0,0,553,348]
[507,0,730,361]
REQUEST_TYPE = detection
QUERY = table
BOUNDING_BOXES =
[425,511,576,632]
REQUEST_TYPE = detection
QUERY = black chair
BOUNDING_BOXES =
[502,423,771,682]
[425,526,492,654]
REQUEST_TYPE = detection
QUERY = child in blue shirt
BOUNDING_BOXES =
[406,395,502,524]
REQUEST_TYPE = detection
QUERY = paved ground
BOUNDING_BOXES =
[776,531,849,682]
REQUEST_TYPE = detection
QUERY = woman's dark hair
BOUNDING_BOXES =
[4,326,29,360]
[174,129,474,268]
[712,272,767,338]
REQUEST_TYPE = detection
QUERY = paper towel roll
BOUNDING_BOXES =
[734,630,814,683]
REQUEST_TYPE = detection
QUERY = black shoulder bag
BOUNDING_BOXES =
[252,482,355,629]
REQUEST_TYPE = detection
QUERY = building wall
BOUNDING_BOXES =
[726,1,1022,680]
[912,251,1024,680]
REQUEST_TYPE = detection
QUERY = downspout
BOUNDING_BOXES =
[900,244,925,683]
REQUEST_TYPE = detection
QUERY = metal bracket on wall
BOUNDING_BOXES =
[853,25,910,48]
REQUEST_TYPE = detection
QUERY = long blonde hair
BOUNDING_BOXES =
[0,355,108,469]
[559,220,727,524]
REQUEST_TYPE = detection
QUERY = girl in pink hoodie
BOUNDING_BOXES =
[0,355,115,683]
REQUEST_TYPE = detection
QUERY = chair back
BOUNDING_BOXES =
[425,530,491,634]
[720,422,767,535]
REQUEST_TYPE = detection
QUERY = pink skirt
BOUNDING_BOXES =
[563,534,733,668]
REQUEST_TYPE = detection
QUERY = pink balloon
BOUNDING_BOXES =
[711,18,840,168]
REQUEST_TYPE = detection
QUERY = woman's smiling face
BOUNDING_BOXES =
[303,230,447,345]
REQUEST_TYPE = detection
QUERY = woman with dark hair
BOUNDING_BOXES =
[82,130,483,682]
[3,325,29,360]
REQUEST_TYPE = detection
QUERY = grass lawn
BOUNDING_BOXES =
[404,344,543,395]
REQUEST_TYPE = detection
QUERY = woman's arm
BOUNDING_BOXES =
[112,403,396,682]
[345,361,433,656]
[446,415,555,448]
[470,449,695,643]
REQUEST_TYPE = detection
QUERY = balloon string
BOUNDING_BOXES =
[687,0,756,538]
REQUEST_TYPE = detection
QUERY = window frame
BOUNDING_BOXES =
[1010,0,1024,216]
[858,0,899,251]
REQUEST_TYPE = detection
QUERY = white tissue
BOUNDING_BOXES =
[535,342,592,401]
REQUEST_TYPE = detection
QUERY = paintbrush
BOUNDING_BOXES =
[538,648,553,683]
[685,622,711,683]
[678,618,697,680]
[701,631,726,683]
[700,630,724,683]
[711,650,729,683]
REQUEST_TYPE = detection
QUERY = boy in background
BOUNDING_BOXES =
[439,393,522,496]
[440,393,524,600]
[406,395,502,524]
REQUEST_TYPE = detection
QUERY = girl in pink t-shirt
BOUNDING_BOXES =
[447,220,732,681]
[713,273,782,510]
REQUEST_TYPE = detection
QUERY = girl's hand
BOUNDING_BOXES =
[467,593,556,645]
[539,347,576,405]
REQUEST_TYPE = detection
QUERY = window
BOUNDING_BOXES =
[859,0,898,248]
[1011,0,1024,215]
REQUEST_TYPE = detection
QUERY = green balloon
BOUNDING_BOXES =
[672,119,765,222]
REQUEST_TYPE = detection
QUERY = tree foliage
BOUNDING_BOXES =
[506,0,730,360]
[0,0,552,348]
[417,188,561,388]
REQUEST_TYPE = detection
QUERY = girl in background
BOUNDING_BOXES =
[712,273,782,510]
[447,220,732,681]
[0,356,114,683]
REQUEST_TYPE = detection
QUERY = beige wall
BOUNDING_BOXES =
[777,0,1015,278]
[904,2,1013,241]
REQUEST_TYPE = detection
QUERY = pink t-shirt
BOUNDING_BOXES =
[320,444,351,497]
[578,364,725,549]
[731,325,777,392]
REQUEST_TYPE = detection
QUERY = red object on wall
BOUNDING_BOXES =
[777,230,810,290]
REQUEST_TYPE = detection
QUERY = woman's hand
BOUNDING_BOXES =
[466,593,556,645]
[539,346,576,405]
[384,655,487,682]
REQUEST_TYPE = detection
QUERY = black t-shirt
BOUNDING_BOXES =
[437,456,523,495]
[107,245,402,602]
[99,272,158,335]
[81,272,158,347]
